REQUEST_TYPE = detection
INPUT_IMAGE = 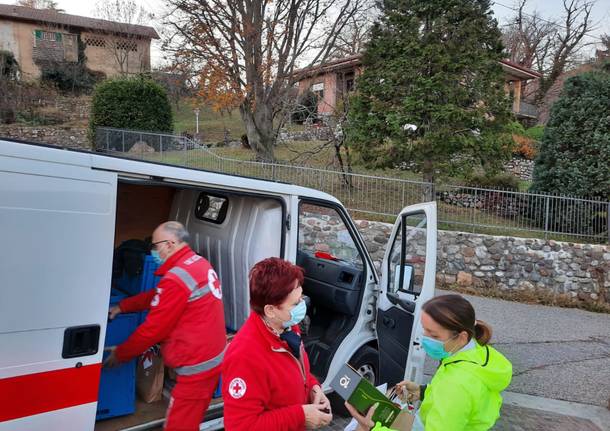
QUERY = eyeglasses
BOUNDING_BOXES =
[151,240,171,250]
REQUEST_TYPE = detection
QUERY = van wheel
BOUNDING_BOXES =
[349,346,379,385]
[329,346,380,417]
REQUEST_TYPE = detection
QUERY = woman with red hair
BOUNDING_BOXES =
[222,257,332,430]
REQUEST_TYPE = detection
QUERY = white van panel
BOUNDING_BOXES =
[0,158,115,336]
[171,190,284,330]
[0,402,96,431]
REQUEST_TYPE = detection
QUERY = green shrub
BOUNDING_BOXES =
[532,71,610,199]
[0,50,19,79]
[466,173,520,190]
[89,76,173,144]
[524,125,544,141]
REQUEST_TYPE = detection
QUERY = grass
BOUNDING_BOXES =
[172,103,245,142]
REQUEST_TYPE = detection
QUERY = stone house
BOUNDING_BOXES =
[0,4,158,80]
[293,54,541,122]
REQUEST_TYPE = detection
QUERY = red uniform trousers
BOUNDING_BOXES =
[165,367,221,431]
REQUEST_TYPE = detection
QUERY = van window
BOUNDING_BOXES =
[298,203,363,269]
[194,193,228,223]
[387,212,427,294]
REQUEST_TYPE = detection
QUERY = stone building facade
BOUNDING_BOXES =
[0,4,158,80]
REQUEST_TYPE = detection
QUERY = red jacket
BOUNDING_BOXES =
[115,246,226,372]
[222,312,319,431]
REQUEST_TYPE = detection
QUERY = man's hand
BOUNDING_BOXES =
[310,385,331,413]
[108,305,122,320]
[103,346,121,368]
[396,380,420,403]
[345,402,376,431]
[302,403,332,429]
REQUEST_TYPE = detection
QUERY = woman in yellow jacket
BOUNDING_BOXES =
[347,294,512,431]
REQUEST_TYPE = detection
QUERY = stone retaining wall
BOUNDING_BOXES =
[302,216,610,305]
[0,125,89,148]
[503,157,534,181]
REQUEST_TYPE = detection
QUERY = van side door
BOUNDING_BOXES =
[0,144,117,430]
[377,202,437,387]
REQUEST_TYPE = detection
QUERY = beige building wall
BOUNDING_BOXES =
[0,19,152,80]
[82,31,151,77]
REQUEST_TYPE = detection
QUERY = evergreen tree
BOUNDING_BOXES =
[531,71,610,199]
[346,0,512,183]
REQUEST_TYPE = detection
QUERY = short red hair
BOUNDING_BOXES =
[249,257,305,315]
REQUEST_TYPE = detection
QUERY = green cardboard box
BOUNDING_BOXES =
[330,363,401,427]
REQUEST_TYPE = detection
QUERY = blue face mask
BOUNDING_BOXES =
[151,250,165,265]
[421,334,457,360]
[283,300,307,328]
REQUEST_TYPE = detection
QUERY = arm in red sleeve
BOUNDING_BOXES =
[115,279,189,363]
[119,289,156,313]
[222,355,305,431]
[307,371,319,393]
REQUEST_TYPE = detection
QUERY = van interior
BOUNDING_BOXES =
[95,179,367,430]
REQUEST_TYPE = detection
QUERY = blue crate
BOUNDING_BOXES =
[213,375,222,398]
[97,313,138,421]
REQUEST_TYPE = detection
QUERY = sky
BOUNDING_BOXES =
[18,0,610,67]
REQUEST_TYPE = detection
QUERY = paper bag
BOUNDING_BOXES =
[137,346,164,403]
[390,408,415,430]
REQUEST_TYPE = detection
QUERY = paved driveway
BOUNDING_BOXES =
[325,291,610,430]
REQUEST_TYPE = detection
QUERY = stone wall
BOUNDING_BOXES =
[301,215,610,305]
[0,124,89,148]
[503,157,534,181]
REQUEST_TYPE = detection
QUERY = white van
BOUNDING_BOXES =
[0,139,437,431]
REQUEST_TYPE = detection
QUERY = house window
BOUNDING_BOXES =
[84,37,107,48]
[34,30,62,42]
[311,82,324,100]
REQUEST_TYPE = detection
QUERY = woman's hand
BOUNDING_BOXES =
[345,402,376,431]
[310,385,331,413]
[396,380,420,403]
[302,403,332,429]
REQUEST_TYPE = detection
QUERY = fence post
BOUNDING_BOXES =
[544,196,550,240]
[122,130,125,153]
[472,188,477,233]
[183,137,187,166]
[159,135,163,161]
[607,202,610,245]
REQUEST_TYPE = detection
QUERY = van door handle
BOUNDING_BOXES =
[62,325,100,358]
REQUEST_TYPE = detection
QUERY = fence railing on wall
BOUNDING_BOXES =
[95,127,609,244]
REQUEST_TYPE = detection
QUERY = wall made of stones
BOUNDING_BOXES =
[301,215,610,305]
[0,125,89,148]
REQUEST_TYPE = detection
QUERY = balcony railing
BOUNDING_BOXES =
[516,101,538,118]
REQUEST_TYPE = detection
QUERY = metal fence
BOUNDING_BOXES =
[95,127,609,244]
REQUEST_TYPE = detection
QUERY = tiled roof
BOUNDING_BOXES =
[0,4,159,39]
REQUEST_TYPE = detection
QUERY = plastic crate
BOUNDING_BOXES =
[97,313,138,421]
[213,376,222,398]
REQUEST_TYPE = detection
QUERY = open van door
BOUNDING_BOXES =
[376,202,437,387]
[0,144,117,430]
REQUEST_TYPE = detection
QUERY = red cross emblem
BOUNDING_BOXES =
[208,269,222,300]
[229,377,246,399]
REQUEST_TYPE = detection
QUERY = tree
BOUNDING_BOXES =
[15,0,63,10]
[94,0,153,76]
[89,77,173,142]
[531,71,610,199]
[163,0,369,161]
[346,0,512,184]
[502,0,596,101]
[328,10,375,59]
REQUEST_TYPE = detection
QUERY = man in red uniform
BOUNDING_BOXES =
[105,221,226,431]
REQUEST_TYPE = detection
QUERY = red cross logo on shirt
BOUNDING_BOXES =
[229,377,246,399]
[208,269,222,300]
